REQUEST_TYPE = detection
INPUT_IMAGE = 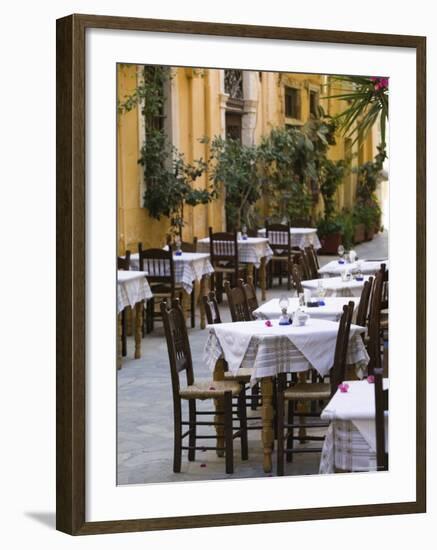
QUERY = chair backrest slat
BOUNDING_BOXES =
[304,245,320,278]
[290,264,304,294]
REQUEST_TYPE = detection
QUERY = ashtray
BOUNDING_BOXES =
[318,300,326,306]
[355,276,364,281]
[338,259,345,264]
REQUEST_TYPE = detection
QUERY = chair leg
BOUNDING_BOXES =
[238,387,248,461]
[276,382,285,476]
[188,399,196,462]
[224,392,234,474]
[286,400,294,462]
[121,310,127,356]
[173,402,182,473]
[251,383,260,411]
[190,286,195,328]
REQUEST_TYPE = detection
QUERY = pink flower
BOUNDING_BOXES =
[367,375,375,384]
[338,383,349,393]
[200,463,207,468]
[370,76,388,91]
[265,320,272,327]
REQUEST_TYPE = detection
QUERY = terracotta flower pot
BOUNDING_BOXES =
[365,227,375,241]
[354,223,366,244]
[319,232,342,254]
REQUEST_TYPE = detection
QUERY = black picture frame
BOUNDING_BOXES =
[56,13,426,535]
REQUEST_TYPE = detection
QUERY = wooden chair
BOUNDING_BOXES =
[138,244,180,333]
[366,266,386,375]
[238,276,259,320]
[224,280,251,322]
[161,299,248,474]
[117,250,131,357]
[276,301,355,475]
[355,277,374,331]
[203,290,262,418]
[304,245,320,279]
[290,263,304,295]
[117,250,131,271]
[297,250,312,281]
[265,220,293,289]
[202,291,222,325]
[374,367,389,471]
[208,228,247,303]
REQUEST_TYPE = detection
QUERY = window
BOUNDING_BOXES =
[284,86,301,119]
[309,90,320,118]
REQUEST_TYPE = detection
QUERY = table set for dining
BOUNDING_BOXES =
[117,226,388,477]
[203,315,369,472]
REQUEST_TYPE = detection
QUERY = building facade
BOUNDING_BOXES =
[117,65,381,253]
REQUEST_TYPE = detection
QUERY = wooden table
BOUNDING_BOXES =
[204,318,369,472]
[197,237,272,301]
[129,251,214,329]
[117,271,152,367]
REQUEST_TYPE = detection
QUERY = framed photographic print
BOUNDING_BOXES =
[56,13,426,535]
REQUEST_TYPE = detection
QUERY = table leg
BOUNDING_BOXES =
[117,312,122,370]
[247,263,254,282]
[213,358,226,457]
[134,301,143,359]
[260,257,267,302]
[261,377,274,473]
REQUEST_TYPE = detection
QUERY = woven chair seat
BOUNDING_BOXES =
[179,379,241,400]
[284,382,330,401]
[224,367,253,382]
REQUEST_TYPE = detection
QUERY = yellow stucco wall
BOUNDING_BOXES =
[117,66,376,254]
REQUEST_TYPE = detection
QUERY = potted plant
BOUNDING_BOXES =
[337,209,355,249]
[317,217,343,254]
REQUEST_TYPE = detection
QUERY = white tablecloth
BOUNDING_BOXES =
[197,237,273,268]
[204,319,368,385]
[117,271,152,313]
[129,252,214,294]
[319,379,388,473]
[302,276,371,298]
[318,259,388,277]
[253,297,360,322]
[258,227,321,250]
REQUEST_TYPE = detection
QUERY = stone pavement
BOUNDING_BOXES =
[117,231,388,485]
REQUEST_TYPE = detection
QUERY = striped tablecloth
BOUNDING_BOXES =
[204,319,368,385]
[117,271,152,313]
[129,252,214,294]
[302,276,372,298]
[197,237,273,268]
[319,379,389,473]
[258,227,321,250]
[253,297,360,322]
[318,259,388,277]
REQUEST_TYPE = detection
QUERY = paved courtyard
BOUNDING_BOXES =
[117,231,388,485]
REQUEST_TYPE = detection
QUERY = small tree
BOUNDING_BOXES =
[203,135,262,231]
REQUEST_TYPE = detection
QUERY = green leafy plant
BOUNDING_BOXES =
[320,159,347,220]
[258,116,337,223]
[336,209,355,249]
[316,217,343,238]
[324,75,389,148]
[119,65,217,238]
[353,145,386,232]
[202,135,262,231]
